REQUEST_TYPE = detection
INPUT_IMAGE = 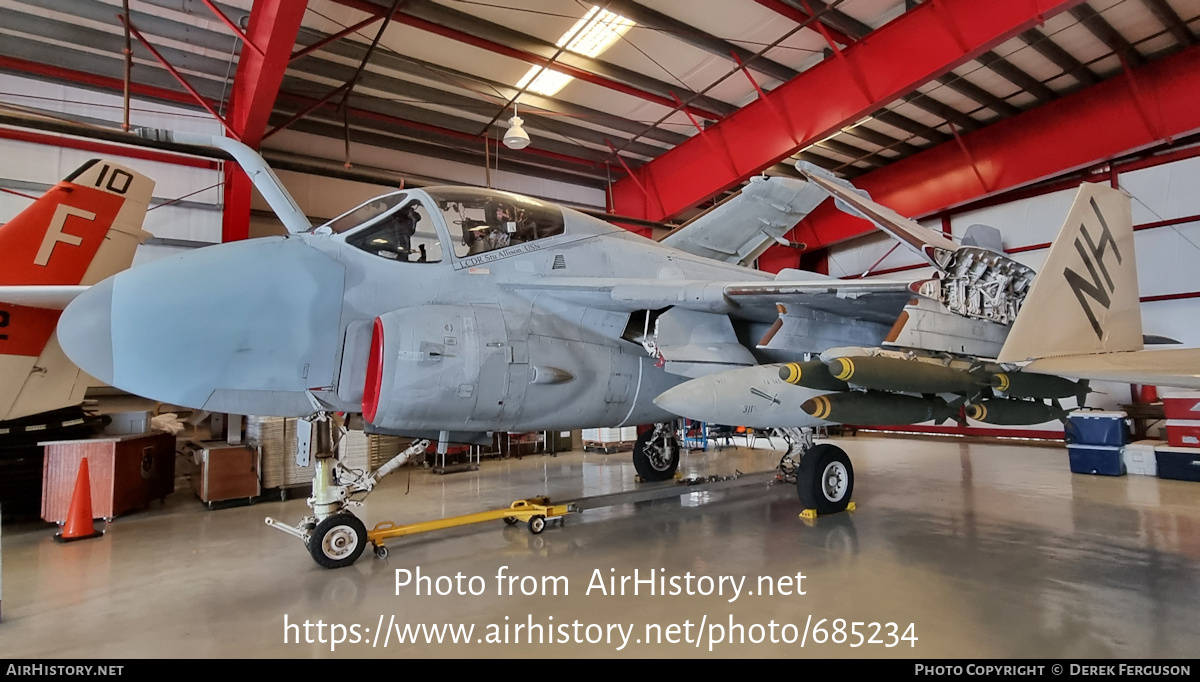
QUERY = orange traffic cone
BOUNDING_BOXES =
[54,457,104,543]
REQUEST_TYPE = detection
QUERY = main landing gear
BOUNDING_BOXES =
[775,428,854,515]
[632,423,680,481]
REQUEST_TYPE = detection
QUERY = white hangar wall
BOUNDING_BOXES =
[0,74,608,249]
[0,74,224,264]
[824,153,1200,435]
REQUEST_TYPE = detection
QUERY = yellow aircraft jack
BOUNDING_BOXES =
[366,497,577,559]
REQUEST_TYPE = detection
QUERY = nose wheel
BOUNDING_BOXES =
[307,513,368,569]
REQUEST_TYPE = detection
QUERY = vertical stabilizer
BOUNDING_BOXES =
[0,159,153,421]
[998,183,1139,363]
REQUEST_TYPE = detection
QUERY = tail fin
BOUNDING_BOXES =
[997,183,1139,363]
[0,159,153,421]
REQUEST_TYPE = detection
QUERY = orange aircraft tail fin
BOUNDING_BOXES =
[0,159,154,421]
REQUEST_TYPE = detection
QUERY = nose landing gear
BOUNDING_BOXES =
[265,413,431,569]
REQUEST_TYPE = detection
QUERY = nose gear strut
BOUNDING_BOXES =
[264,412,430,568]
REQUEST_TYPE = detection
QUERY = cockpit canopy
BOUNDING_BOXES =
[426,187,565,258]
[320,187,567,263]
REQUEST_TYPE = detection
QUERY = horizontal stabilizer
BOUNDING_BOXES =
[1023,348,1200,390]
[0,285,90,310]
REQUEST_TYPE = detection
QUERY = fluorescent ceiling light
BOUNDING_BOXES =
[514,5,635,97]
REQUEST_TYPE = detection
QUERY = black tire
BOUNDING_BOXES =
[796,444,854,515]
[632,428,679,482]
[374,544,389,560]
[503,516,520,526]
[308,513,368,569]
[528,515,546,535]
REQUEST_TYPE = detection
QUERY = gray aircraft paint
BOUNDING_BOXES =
[59,192,795,432]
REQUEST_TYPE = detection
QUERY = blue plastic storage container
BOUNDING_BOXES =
[1154,446,1200,482]
[1066,411,1129,446]
[1067,444,1125,476]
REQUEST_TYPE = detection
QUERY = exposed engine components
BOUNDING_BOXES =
[912,245,1036,325]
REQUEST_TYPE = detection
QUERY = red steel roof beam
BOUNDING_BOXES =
[222,0,309,243]
[788,44,1200,253]
[610,0,1087,222]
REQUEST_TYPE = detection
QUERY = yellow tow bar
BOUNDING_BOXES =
[366,497,576,558]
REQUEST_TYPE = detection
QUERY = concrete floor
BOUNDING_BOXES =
[2,435,1199,658]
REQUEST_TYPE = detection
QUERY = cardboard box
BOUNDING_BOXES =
[101,411,152,436]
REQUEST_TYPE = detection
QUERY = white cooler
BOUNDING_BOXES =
[1123,440,1162,476]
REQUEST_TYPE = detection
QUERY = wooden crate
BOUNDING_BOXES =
[191,443,260,505]
[41,433,176,523]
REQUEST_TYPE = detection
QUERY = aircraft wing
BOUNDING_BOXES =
[1022,348,1200,389]
[511,275,915,377]
[510,276,915,324]
[659,175,825,266]
[0,285,90,310]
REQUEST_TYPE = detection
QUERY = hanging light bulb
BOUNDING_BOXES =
[504,115,530,150]
[503,104,530,150]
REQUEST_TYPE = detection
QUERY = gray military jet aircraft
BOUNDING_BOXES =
[37,130,1198,568]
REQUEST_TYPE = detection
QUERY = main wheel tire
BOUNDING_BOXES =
[308,513,368,569]
[632,427,679,482]
[796,444,854,515]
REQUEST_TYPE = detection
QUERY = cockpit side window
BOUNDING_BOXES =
[424,188,565,258]
[346,201,443,263]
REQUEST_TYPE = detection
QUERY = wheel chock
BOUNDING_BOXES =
[798,501,856,520]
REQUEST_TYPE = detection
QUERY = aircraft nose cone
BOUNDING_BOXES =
[654,381,716,420]
[58,276,115,385]
[58,237,346,415]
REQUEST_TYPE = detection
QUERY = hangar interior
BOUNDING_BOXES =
[1,0,1200,658]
